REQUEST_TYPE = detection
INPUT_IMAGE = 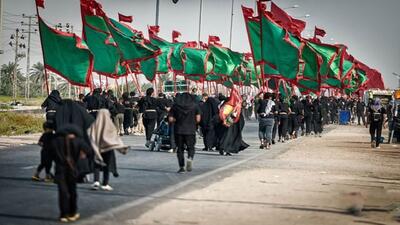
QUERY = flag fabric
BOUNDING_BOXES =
[38,17,93,86]
[208,35,222,46]
[182,47,212,76]
[105,19,160,63]
[118,13,133,23]
[209,44,243,77]
[83,15,127,77]
[35,0,45,8]
[270,2,305,36]
[260,10,301,81]
[172,30,181,43]
[314,26,326,37]
[219,88,242,127]
[170,42,185,73]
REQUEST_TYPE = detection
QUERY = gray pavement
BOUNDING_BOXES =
[0,121,282,225]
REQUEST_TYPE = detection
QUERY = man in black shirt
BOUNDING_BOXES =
[356,97,366,125]
[169,93,201,173]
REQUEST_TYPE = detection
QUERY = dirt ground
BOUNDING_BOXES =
[126,125,400,225]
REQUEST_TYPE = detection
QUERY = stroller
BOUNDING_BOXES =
[149,117,172,151]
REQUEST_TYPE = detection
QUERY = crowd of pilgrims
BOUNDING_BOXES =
[33,85,391,222]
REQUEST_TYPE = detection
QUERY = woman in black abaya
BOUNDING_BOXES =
[200,96,220,151]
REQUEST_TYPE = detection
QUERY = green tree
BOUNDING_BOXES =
[0,62,25,97]
[29,62,45,97]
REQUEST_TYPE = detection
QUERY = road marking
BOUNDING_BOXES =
[21,165,36,170]
[78,150,267,225]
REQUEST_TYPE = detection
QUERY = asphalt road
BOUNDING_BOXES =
[0,121,277,225]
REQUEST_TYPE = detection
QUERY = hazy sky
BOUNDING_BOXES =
[1,0,399,89]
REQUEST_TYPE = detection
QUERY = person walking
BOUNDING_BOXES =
[88,109,128,191]
[368,98,386,148]
[356,97,366,126]
[41,90,62,124]
[312,98,323,137]
[169,93,201,173]
[257,92,275,149]
[51,124,92,222]
[113,98,125,136]
[277,96,290,143]
[139,88,160,147]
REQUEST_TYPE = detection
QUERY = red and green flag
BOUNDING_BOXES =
[82,15,127,77]
[38,17,93,86]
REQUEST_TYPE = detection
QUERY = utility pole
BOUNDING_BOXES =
[9,29,26,101]
[21,14,38,100]
[55,22,74,98]
[0,0,3,55]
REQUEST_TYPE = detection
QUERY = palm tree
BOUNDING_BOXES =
[29,62,45,97]
[0,62,24,97]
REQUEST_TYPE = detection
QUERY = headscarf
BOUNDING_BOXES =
[372,98,382,112]
[48,90,62,103]
[87,109,128,164]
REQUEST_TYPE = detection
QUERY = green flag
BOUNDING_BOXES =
[182,47,212,76]
[209,44,243,76]
[105,18,160,63]
[260,13,301,80]
[38,17,92,86]
[83,15,126,77]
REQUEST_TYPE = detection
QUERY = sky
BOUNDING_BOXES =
[1,0,399,89]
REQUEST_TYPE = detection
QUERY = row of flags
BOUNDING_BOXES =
[35,0,385,97]
[242,1,385,96]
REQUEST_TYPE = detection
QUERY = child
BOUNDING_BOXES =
[51,124,92,222]
[32,121,55,182]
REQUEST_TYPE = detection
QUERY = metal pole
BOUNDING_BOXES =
[0,0,3,54]
[198,0,203,43]
[229,0,234,49]
[155,0,160,26]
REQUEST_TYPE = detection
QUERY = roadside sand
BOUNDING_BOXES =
[127,125,400,225]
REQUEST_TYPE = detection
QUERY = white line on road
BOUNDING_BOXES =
[78,150,267,225]
[21,165,36,170]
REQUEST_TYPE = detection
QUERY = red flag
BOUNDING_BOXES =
[172,30,181,43]
[242,6,254,17]
[118,13,133,23]
[270,2,305,36]
[314,26,326,37]
[208,35,221,46]
[199,41,208,49]
[219,88,242,127]
[148,25,160,36]
[36,0,45,8]
[185,41,198,48]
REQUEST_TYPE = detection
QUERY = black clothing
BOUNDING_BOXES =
[42,90,62,112]
[368,106,386,147]
[42,90,62,123]
[37,132,55,175]
[123,97,134,131]
[94,150,115,186]
[84,90,106,118]
[312,101,323,134]
[176,134,196,167]
[51,125,92,218]
[140,96,159,140]
[143,118,157,141]
[170,93,201,135]
[218,114,249,154]
[200,97,220,150]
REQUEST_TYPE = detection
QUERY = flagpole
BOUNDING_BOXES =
[155,0,160,26]
[229,0,234,49]
[198,0,203,43]
[35,1,50,95]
